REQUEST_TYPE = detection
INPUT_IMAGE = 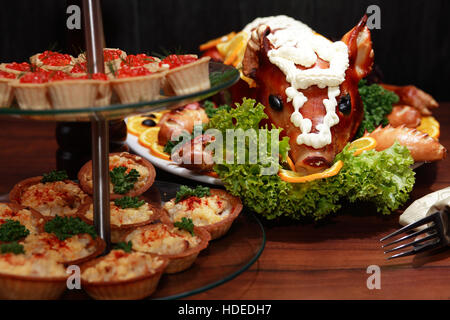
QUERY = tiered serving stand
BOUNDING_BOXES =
[0,0,265,299]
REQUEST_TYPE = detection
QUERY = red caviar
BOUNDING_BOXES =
[38,51,72,66]
[71,62,87,74]
[121,54,156,68]
[6,62,31,72]
[160,54,197,69]
[0,70,15,79]
[19,71,49,84]
[104,49,124,62]
[115,66,151,78]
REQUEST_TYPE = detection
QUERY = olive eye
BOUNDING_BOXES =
[141,119,157,127]
[269,94,283,111]
[338,94,351,115]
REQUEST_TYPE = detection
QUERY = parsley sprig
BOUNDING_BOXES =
[41,170,69,183]
[0,220,30,242]
[203,100,231,118]
[113,241,133,253]
[0,242,25,255]
[44,216,97,241]
[174,217,195,236]
[110,166,140,195]
[175,185,211,203]
[114,196,145,209]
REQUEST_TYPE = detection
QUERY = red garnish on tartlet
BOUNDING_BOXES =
[38,51,72,66]
[49,70,73,81]
[160,54,198,69]
[71,62,87,74]
[6,62,31,72]
[0,70,15,79]
[121,54,157,68]
[19,71,49,84]
[104,49,124,62]
[115,66,152,78]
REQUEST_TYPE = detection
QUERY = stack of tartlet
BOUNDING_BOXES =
[0,152,244,300]
[0,49,211,110]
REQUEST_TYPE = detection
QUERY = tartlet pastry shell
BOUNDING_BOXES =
[165,56,211,95]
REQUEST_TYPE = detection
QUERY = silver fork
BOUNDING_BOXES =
[380,206,449,259]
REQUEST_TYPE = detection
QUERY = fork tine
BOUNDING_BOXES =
[387,239,442,260]
[380,212,438,242]
[382,225,436,248]
[384,233,438,253]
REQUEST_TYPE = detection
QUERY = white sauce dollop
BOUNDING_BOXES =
[244,15,349,149]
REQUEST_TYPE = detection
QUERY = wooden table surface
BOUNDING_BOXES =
[0,104,449,300]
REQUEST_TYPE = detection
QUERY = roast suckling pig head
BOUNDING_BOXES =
[242,15,374,174]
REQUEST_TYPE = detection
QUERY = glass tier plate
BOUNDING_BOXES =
[63,181,266,300]
[0,62,239,122]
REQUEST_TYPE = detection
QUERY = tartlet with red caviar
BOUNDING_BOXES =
[110,65,166,104]
[47,71,108,109]
[0,62,33,76]
[0,203,45,237]
[30,51,75,72]
[120,54,168,73]
[162,54,211,95]
[0,252,68,300]
[162,188,243,240]
[77,196,160,243]
[9,175,88,217]
[124,222,211,274]
[80,249,168,300]
[78,48,127,77]
[0,70,15,107]
[78,152,156,200]
[10,71,51,110]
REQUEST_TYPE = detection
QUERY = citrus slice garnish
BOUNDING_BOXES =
[348,137,377,156]
[278,160,344,183]
[138,127,171,161]
[126,111,167,136]
[199,32,236,52]
[417,116,440,140]
[216,31,248,66]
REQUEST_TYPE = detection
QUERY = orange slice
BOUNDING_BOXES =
[199,32,236,52]
[126,111,167,136]
[217,31,248,66]
[348,137,377,156]
[286,156,296,171]
[417,116,440,140]
[278,160,344,183]
[138,127,171,161]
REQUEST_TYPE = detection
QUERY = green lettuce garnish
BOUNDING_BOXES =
[212,98,415,220]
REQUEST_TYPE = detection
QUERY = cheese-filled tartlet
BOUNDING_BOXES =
[9,174,88,217]
[0,70,15,107]
[78,152,156,200]
[10,71,51,110]
[162,187,243,240]
[0,251,68,300]
[162,54,211,95]
[80,249,168,300]
[110,66,166,104]
[47,71,108,109]
[30,50,75,72]
[21,231,105,265]
[0,203,45,237]
[77,196,160,243]
[125,223,211,274]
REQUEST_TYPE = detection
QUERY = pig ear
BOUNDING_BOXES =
[242,25,271,79]
[341,15,374,80]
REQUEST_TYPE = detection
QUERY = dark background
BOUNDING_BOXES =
[0,0,449,100]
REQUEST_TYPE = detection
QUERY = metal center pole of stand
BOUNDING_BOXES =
[83,0,110,251]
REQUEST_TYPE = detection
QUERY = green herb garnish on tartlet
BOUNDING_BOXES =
[175,185,210,203]
[113,241,133,253]
[110,166,140,195]
[114,196,145,209]
[41,170,69,183]
[44,216,97,241]
[174,217,195,236]
[0,220,30,242]
[0,242,25,255]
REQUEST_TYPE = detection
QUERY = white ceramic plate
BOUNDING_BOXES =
[126,133,223,186]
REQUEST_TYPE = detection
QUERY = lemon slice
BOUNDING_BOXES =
[138,127,171,161]
[278,160,344,183]
[348,137,378,156]
[217,31,248,66]
[417,116,440,140]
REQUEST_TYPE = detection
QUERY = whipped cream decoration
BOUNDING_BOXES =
[246,15,349,149]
